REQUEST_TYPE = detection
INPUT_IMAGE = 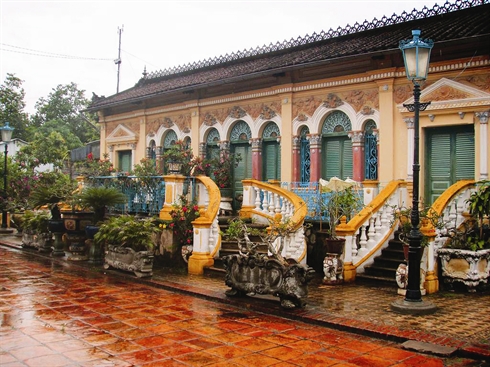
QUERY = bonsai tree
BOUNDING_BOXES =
[29,171,78,220]
[466,180,490,245]
[443,180,490,252]
[94,215,157,252]
[77,186,127,225]
[319,178,363,239]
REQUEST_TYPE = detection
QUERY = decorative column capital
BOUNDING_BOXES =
[404,117,414,129]
[292,135,301,149]
[307,133,322,146]
[250,138,262,151]
[348,131,363,144]
[219,140,230,151]
[475,111,489,124]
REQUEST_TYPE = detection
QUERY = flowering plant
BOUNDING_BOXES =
[74,153,114,182]
[192,156,212,176]
[210,153,241,189]
[162,140,196,176]
[163,195,200,248]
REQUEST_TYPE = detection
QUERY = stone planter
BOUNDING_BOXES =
[222,253,315,309]
[104,244,154,278]
[438,248,490,292]
[21,231,52,253]
[323,237,345,284]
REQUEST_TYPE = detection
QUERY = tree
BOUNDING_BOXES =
[0,73,29,141]
[20,131,71,169]
[30,82,99,144]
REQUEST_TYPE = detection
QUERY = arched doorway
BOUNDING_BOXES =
[205,128,220,161]
[230,121,252,210]
[321,111,353,180]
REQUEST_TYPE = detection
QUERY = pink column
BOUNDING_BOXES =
[308,134,322,183]
[251,138,262,181]
[349,131,364,182]
[292,135,300,182]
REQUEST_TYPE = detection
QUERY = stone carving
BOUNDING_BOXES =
[424,85,470,102]
[297,113,309,122]
[293,96,320,119]
[342,89,377,112]
[394,84,413,104]
[222,222,315,309]
[361,106,374,115]
[203,113,218,126]
[229,106,247,119]
[323,254,343,284]
[104,245,155,278]
[162,117,174,128]
[465,75,490,93]
[260,105,277,120]
[322,93,343,108]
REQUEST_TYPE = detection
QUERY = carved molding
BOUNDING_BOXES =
[398,77,490,113]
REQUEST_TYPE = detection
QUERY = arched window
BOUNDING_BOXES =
[300,126,310,183]
[262,122,281,181]
[321,111,352,180]
[364,120,378,180]
[206,128,220,160]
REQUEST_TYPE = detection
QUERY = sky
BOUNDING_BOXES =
[1,0,448,115]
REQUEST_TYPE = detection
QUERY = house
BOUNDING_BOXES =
[87,0,490,208]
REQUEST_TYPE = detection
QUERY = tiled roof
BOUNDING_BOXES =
[88,0,490,111]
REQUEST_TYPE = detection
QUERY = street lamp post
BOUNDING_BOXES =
[391,30,437,315]
[0,122,14,232]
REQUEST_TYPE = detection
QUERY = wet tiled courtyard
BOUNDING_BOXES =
[0,243,488,366]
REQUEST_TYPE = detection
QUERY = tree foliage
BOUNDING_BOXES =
[20,131,71,169]
[29,82,99,145]
[0,73,29,141]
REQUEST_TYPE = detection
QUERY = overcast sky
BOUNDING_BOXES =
[1,0,447,115]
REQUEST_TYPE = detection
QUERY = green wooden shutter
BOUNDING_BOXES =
[323,137,352,180]
[118,150,132,173]
[263,141,280,181]
[455,131,475,180]
[428,133,451,203]
[426,126,474,203]
[232,144,252,209]
[343,138,353,180]
[324,139,341,179]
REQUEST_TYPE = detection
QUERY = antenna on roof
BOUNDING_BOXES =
[115,25,124,93]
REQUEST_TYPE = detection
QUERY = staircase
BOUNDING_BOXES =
[203,216,269,277]
[356,231,406,287]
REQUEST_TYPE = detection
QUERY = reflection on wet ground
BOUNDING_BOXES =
[0,244,489,366]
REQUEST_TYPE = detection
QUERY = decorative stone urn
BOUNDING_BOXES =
[438,248,490,292]
[223,253,315,309]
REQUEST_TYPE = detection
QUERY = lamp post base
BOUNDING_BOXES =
[391,298,437,315]
[0,228,14,235]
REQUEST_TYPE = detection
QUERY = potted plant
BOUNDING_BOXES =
[78,186,127,226]
[95,215,158,277]
[162,140,196,176]
[319,177,363,254]
[20,210,52,252]
[438,180,490,291]
[75,186,127,264]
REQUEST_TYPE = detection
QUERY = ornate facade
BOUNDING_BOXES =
[88,1,490,206]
